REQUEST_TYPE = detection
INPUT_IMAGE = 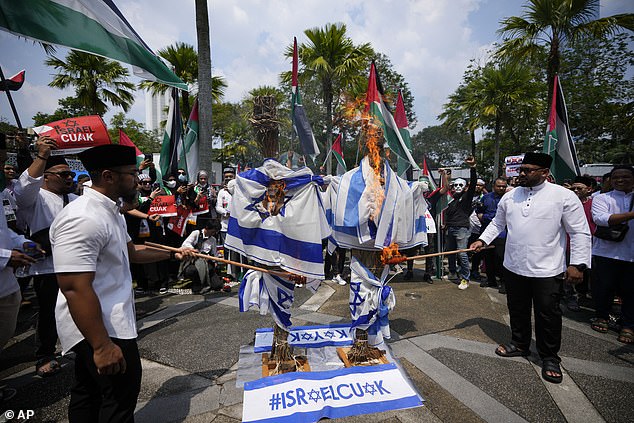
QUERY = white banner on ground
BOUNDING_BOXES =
[242,363,423,423]
[254,324,353,352]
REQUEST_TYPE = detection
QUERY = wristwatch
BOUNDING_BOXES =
[572,264,587,272]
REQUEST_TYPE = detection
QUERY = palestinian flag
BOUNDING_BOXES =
[118,129,144,168]
[0,1,185,90]
[179,98,199,179]
[332,133,346,176]
[419,156,452,214]
[543,74,580,183]
[394,90,413,178]
[365,62,418,171]
[0,69,25,91]
[291,37,319,159]
[159,88,183,179]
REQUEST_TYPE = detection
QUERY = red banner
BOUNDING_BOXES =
[148,195,178,217]
[168,206,190,237]
[191,195,209,216]
[32,115,111,155]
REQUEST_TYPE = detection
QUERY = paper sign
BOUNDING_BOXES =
[254,324,353,353]
[32,115,111,155]
[148,195,178,217]
[242,363,423,423]
[505,154,524,178]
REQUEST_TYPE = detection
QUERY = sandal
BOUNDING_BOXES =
[35,357,61,378]
[495,343,530,358]
[617,328,634,344]
[590,318,609,333]
[542,360,563,384]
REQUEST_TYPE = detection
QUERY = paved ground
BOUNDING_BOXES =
[1,263,633,423]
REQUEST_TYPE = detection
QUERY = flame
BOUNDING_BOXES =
[380,243,403,265]
[265,180,286,215]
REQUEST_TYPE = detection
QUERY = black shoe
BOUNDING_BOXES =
[498,285,506,294]
[0,387,17,402]
[404,271,413,280]
[422,273,433,284]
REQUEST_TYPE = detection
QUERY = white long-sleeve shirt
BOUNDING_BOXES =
[215,188,232,232]
[13,169,77,275]
[0,211,28,298]
[591,190,633,262]
[181,229,217,255]
[479,181,591,278]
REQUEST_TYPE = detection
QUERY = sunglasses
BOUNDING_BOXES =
[45,170,76,178]
[518,167,546,174]
[140,181,152,185]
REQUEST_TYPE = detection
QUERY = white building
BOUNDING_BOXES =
[144,90,169,132]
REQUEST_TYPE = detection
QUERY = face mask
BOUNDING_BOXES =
[178,174,187,183]
[165,180,177,188]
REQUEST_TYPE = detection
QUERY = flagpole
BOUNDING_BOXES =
[321,148,333,168]
[0,66,23,129]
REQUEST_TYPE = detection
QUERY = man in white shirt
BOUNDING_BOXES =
[471,152,591,384]
[216,167,239,279]
[13,135,78,376]
[51,144,190,422]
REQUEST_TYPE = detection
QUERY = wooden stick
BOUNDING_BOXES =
[386,245,495,264]
[144,241,301,281]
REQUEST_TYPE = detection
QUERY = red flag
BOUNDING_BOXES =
[0,70,25,91]
[118,129,143,156]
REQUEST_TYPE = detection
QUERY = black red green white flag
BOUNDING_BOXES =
[332,133,346,176]
[543,74,580,183]
[394,90,413,177]
[291,37,319,159]
[0,69,25,91]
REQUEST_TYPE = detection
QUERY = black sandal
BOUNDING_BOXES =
[35,357,61,378]
[542,360,563,384]
[495,343,529,358]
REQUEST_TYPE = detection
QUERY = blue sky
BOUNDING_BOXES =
[0,0,631,133]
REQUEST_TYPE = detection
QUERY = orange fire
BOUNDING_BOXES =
[381,243,406,265]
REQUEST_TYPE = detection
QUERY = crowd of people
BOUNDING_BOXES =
[0,133,632,417]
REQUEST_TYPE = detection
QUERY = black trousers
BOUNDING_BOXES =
[69,338,142,423]
[484,237,506,284]
[592,255,634,329]
[33,273,59,358]
[504,268,564,362]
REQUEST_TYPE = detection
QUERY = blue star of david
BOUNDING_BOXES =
[244,193,293,222]
[308,389,321,403]
[277,287,293,307]
[349,282,364,315]
[363,382,377,395]
[324,330,335,339]
[301,332,313,341]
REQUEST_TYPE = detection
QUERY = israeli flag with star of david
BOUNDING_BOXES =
[332,156,428,251]
[349,257,395,345]
[239,270,320,330]
[225,159,330,279]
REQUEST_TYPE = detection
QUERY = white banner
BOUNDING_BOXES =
[254,324,353,352]
[242,363,423,423]
[505,154,524,178]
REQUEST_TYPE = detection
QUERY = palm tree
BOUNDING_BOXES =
[46,50,135,115]
[282,23,373,174]
[497,0,633,104]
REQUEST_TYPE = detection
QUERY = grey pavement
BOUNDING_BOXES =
[1,266,633,423]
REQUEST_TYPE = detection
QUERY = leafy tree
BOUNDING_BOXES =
[211,101,261,167]
[410,124,471,167]
[108,113,161,153]
[282,23,373,173]
[497,0,633,106]
[45,50,135,115]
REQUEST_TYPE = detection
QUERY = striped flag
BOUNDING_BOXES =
[394,90,413,178]
[0,0,186,90]
[178,98,199,178]
[0,69,25,91]
[159,88,182,178]
[224,159,329,279]
[419,156,452,213]
[365,62,418,171]
[332,134,346,176]
[543,74,580,183]
[291,37,319,159]
[118,129,144,168]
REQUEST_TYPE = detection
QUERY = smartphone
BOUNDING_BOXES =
[152,182,160,191]
[144,153,153,162]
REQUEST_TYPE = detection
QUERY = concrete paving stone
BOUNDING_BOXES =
[215,369,237,385]
[299,283,336,312]
[219,379,243,407]
[567,371,634,423]
[429,347,565,422]
[217,402,243,421]
[292,311,349,325]
[179,410,218,423]
[135,385,220,423]
[138,300,204,332]
[560,326,634,367]
[139,359,213,402]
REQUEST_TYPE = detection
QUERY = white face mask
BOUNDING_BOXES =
[165,180,177,189]
[452,179,466,193]
[178,174,187,183]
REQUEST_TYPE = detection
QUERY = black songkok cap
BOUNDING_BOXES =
[574,175,596,187]
[522,152,552,168]
[44,155,69,170]
[223,167,235,174]
[78,144,136,171]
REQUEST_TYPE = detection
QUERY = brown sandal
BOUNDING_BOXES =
[617,329,634,344]
[590,318,608,333]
